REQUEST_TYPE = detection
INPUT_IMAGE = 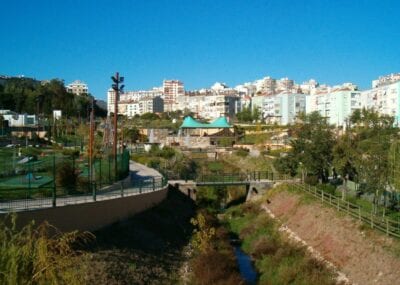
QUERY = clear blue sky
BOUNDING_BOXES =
[1,0,399,100]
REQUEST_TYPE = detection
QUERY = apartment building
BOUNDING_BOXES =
[360,81,400,124]
[66,80,88,95]
[163,80,184,112]
[107,88,163,115]
[306,90,362,126]
[264,94,305,125]
[119,96,164,118]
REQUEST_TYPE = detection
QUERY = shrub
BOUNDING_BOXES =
[56,161,78,193]
[234,148,249,157]
[305,175,318,186]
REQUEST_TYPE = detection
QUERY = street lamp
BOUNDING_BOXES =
[111,72,124,180]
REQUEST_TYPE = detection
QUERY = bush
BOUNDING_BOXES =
[56,161,78,193]
[316,184,337,196]
[304,175,318,186]
[234,148,249,157]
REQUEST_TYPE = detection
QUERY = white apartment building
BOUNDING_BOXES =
[306,90,362,126]
[263,94,306,125]
[360,81,400,124]
[176,93,241,120]
[66,80,88,95]
[118,96,164,118]
[107,88,163,115]
[163,80,184,112]
[372,73,400,88]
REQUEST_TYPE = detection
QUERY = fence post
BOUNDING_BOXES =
[322,190,324,202]
[52,154,56,207]
[358,208,361,221]
[329,194,332,205]
[337,198,340,211]
[139,179,142,194]
[153,177,155,191]
[108,155,111,184]
[92,182,96,202]
[347,201,350,213]
[120,182,124,197]
[99,158,102,189]
[371,210,374,228]
[28,161,31,199]
[386,219,389,236]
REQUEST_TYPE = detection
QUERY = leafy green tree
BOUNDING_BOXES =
[333,130,357,200]
[236,107,254,123]
[141,112,159,120]
[276,112,335,182]
[348,109,397,213]
[123,127,141,143]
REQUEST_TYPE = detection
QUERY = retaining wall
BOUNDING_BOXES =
[1,187,168,232]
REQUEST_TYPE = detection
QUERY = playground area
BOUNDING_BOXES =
[0,147,130,201]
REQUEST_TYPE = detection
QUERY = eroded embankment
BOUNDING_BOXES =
[262,184,400,285]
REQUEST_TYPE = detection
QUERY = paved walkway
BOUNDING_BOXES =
[0,161,164,213]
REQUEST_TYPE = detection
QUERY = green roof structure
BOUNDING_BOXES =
[180,116,232,129]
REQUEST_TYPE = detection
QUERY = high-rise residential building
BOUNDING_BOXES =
[163,80,184,112]
[372,73,400,88]
[263,94,306,125]
[118,96,164,118]
[66,80,88,95]
[107,88,163,116]
[306,90,362,126]
[360,81,400,124]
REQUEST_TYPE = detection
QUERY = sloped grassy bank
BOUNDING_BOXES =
[224,199,337,285]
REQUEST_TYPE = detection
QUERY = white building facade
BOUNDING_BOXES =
[360,81,400,124]
[66,80,88,95]
[306,90,362,126]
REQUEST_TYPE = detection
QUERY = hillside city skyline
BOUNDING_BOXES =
[1,1,399,100]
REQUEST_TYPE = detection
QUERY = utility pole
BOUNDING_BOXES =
[111,72,124,180]
[89,98,95,185]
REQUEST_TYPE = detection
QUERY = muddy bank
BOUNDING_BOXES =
[264,185,400,285]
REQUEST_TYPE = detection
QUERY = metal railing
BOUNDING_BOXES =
[0,176,168,212]
[196,171,290,184]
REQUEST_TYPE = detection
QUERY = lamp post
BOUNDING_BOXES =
[111,72,124,180]
[89,97,95,187]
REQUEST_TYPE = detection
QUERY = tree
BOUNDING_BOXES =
[276,112,335,182]
[348,109,397,213]
[236,107,254,123]
[123,127,141,144]
[141,112,160,120]
[333,129,358,200]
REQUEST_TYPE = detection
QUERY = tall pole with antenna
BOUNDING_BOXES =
[111,72,124,180]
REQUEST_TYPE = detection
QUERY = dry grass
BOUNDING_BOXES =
[0,214,93,285]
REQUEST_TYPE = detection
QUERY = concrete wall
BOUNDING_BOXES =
[1,187,168,232]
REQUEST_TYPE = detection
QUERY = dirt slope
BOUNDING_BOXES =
[263,188,400,285]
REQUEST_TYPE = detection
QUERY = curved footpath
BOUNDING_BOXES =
[0,161,164,213]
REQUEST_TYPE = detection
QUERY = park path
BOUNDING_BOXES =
[0,161,164,213]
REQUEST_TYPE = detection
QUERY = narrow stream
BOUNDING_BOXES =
[231,240,258,284]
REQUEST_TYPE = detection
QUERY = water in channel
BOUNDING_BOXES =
[232,244,258,284]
